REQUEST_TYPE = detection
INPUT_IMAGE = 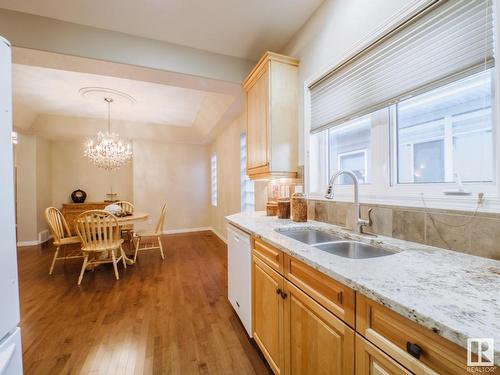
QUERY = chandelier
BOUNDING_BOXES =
[84,97,133,170]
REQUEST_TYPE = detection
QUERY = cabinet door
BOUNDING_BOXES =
[246,66,269,172]
[356,334,411,375]
[253,255,284,374]
[284,280,355,375]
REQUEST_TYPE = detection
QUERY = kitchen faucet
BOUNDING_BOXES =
[325,170,371,234]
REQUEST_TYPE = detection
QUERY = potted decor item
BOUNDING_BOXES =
[71,189,87,203]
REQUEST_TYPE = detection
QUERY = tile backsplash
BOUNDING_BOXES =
[308,199,500,260]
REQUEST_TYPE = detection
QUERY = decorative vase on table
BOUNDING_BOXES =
[71,189,87,203]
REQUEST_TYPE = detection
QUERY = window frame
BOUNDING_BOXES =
[303,0,500,212]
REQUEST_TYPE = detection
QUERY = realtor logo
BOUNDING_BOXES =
[467,338,495,367]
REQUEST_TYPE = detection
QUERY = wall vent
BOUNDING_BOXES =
[38,230,50,244]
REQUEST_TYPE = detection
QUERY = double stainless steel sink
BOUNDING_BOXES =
[276,228,396,259]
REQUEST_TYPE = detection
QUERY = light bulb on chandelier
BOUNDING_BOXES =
[84,97,133,170]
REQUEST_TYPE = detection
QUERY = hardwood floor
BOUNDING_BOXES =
[17,231,271,375]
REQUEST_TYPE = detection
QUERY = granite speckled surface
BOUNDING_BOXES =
[226,211,500,365]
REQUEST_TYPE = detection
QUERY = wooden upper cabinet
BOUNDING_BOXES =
[243,52,299,180]
[284,280,355,375]
[252,255,284,374]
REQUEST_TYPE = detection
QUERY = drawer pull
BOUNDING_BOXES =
[365,329,439,375]
[276,288,288,299]
[407,342,422,360]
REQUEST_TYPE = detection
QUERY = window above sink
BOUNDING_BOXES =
[306,0,498,212]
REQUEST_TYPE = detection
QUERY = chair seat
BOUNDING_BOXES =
[81,239,124,252]
[54,236,81,246]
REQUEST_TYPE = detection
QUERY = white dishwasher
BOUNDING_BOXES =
[227,224,252,337]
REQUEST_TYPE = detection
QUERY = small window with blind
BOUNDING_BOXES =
[211,152,217,207]
[240,133,255,212]
[307,0,496,201]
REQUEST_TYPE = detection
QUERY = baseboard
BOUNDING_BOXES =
[161,226,227,243]
[162,227,212,235]
[17,234,52,247]
[17,240,40,247]
[211,228,227,244]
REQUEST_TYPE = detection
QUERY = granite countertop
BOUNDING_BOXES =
[226,211,500,365]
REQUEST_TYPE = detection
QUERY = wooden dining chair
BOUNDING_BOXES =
[133,203,166,262]
[115,200,134,215]
[74,210,127,285]
[45,207,83,275]
[115,200,135,244]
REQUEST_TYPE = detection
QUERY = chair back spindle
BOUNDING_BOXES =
[45,207,72,244]
[75,210,120,250]
[155,203,167,235]
[115,201,134,215]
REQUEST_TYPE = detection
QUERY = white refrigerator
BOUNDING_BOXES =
[0,36,23,375]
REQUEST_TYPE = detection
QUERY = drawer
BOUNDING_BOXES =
[355,334,412,375]
[283,254,355,327]
[253,238,284,275]
[356,294,470,375]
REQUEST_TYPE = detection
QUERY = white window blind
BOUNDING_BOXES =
[310,0,494,134]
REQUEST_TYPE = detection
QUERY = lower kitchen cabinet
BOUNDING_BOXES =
[250,238,481,375]
[284,280,355,375]
[355,334,411,375]
[252,251,355,375]
[252,255,284,374]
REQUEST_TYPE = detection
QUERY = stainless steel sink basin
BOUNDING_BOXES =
[314,241,395,259]
[276,228,343,244]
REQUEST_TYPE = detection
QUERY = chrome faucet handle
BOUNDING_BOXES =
[358,208,373,227]
[359,208,375,235]
[366,208,373,226]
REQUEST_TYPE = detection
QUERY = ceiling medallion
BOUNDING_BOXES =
[83,97,133,171]
[79,87,136,104]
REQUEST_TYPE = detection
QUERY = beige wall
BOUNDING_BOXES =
[133,140,210,232]
[210,114,246,240]
[282,0,415,165]
[51,140,133,206]
[15,134,37,242]
[36,136,51,235]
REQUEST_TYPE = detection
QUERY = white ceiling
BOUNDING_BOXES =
[13,64,233,128]
[0,0,323,60]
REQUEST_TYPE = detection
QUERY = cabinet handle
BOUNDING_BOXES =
[281,291,288,299]
[276,288,282,295]
[406,342,423,360]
